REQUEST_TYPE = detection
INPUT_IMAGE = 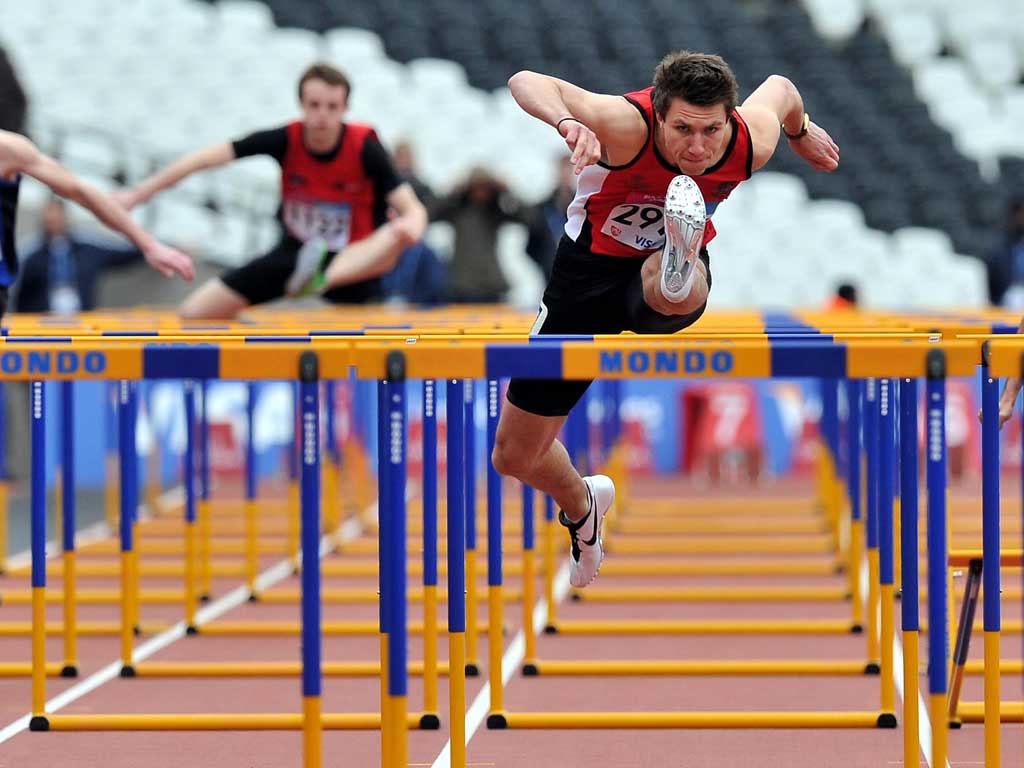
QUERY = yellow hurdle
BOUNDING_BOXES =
[984,630,1001,765]
[500,711,887,729]
[0,480,8,574]
[303,696,321,768]
[570,585,848,603]
[130,660,450,677]
[525,660,873,676]
[61,550,77,676]
[902,629,921,768]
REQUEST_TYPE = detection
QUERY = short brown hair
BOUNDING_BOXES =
[297,63,351,102]
[651,51,738,118]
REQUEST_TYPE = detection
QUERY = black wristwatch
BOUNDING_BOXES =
[783,113,810,140]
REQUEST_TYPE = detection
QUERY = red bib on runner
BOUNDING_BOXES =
[280,121,378,249]
[565,87,753,258]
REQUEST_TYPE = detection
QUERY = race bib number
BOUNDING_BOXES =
[600,203,666,251]
[282,200,352,250]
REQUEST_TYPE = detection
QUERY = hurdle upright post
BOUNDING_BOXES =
[877,379,896,725]
[485,379,506,726]
[464,379,480,676]
[28,380,48,731]
[60,380,78,677]
[0,382,8,574]
[105,381,119,531]
[288,382,300,569]
[183,381,198,633]
[198,380,212,600]
[864,378,881,673]
[543,494,557,632]
[925,349,949,767]
[521,483,538,672]
[845,379,864,633]
[385,352,408,768]
[420,379,440,729]
[446,379,467,768]
[376,379,392,768]
[899,376,921,766]
[244,381,258,600]
[980,344,1001,764]
[298,352,322,768]
[118,380,139,677]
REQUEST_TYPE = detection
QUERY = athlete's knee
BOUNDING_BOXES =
[491,431,537,480]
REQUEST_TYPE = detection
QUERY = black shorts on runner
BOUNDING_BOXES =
[220,235,383,306]
[505,235,711,417]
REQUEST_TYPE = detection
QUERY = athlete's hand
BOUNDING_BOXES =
[976,399,1016,429]
[142,240,195,282]
[789,121,839,172]
[111,187,143,211]
[559,119,601,175]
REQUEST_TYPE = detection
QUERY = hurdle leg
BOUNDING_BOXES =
[464,380,480,676]
[198,381,212,600]
[105,381,119,531]
[899,376,921,768]
[485,380,506,725]
[925,350,949,767]
[385,359,409,767]
[420,380,440,728]
[245,382,258,599]
[288,382,300,570]
[877,379,895,723]
[543,495,557,632]
[29,380,48,730]
[981,349,1002,764]
[446,379,467,768]
[60,381,78,677]
[865,379,881,672]
[298,353,322,768]
[0,382,7,574]
[118,381,139,677]
[947,559,982,721]
[376,380,392,767]
[845,379,864,633]
[183,382,198,633]
[521,484,538,672]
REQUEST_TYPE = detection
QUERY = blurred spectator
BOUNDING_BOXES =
[13,198,144,315]
[0,46,27,135]
[431,166,534,303]
[825,282,858,311]
[988,199,1024,308]
[392,140,435,210]
[381,140,446,305]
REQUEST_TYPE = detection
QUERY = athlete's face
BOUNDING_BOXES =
[656,98,730,176]
[300,78,348,143]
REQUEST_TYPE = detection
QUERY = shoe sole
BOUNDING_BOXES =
[660,176,706,303]
[572,481,614,588]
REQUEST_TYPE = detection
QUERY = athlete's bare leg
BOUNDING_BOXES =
[491,401,591,522]
[178,278,250,320]
[320,222,409,290]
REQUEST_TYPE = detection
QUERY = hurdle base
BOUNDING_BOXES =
[60,664,78,678]
[487,712,508,729]
[133,625,142,637]
[849,624,863,634]
[465,663,480,677]
[185,625,199,636]
[247,593,260,603]
[543,624,559,635]
[419,713,441,730]
[29,715,49,731]
[570,593,581,602]
[119,665,136,678]
[522,662,539,676]
[875,713,897,729]
[863,662,880,675]
[199,594,210,603]
[948,719,963,729]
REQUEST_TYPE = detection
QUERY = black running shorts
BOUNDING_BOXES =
[505,235,711,417]
[220,236,382,306]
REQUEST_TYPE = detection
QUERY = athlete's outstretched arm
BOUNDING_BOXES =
[115,143,236,210]
[1,132,194,281]
[738,75,839,173]
[983,313,1024,429]
[507,71,645,172]
[320,182,426,289]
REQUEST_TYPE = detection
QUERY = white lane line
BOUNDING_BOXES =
[0,514,361,745]
[431,564,571,768]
